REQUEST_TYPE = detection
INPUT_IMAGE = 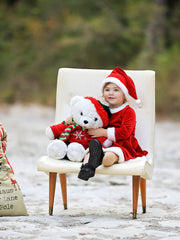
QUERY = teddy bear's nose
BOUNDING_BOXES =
[84,120,88,124]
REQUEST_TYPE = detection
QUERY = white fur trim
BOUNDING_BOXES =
[85,145,125,163]
[102,77,128,95]
[110,103,129,113]
[103,147,125,163]
[102,139,113,147]
[107,127,115,141]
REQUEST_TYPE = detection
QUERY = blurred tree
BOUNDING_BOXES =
[0,0,179,116]
[1,0,19,6]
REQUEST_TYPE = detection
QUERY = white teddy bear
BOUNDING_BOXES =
[46,96,110,162]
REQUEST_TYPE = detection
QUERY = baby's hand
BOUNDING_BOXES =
[65,116,73,124]
[88,128,107,138]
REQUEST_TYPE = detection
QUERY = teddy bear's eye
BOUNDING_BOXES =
[94,117,98,121]
[80,112,83,116]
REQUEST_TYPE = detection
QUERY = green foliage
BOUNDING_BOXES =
[0,0,179,117]
[155,44,180,115]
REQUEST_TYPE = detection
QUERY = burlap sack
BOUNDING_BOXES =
[0,123,27,216]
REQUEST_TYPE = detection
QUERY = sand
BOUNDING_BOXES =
[0,104,180,240]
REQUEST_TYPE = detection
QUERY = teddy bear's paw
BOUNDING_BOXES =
[47,139,67,160]
[67,142,86,162]
[46,127,55,140]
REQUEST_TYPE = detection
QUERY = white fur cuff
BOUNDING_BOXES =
[102,139,113,147]
[107,127,116,141]
[103,147,125,163]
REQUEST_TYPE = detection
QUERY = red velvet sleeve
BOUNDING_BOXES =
[50,121,67,139]
[114,108,136,141]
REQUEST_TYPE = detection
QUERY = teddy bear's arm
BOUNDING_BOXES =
[48,121,68,139]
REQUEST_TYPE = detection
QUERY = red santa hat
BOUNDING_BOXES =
[84,96,111,127]
[101,67,142,108]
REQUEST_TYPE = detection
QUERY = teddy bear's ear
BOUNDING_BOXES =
[70,96,84,106]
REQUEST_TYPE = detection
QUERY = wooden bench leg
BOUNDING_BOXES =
[49,172,57,215]
[132,175,140,219]
[59,173,67,210]
[140,177,146,213]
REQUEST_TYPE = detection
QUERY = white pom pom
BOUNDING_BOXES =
[136,99,143,108]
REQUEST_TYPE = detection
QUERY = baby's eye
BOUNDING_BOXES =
[114,88,119,92]
[80,112,83,116]
[94,117,98,121]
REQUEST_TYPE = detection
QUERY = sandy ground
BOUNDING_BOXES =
[0,104,180,240]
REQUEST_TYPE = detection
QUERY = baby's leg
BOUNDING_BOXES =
[102,152,119,167]
[83,153,89,164]
[78,139,104,181]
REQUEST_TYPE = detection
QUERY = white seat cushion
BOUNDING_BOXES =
[38,156,153,180]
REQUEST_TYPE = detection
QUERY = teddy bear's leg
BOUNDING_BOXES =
[47,139,67,160]
[67,143,86,162]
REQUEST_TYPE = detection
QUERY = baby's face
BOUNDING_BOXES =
[103,83,126,108]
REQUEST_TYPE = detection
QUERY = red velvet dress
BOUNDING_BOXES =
[105,103,148,161]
